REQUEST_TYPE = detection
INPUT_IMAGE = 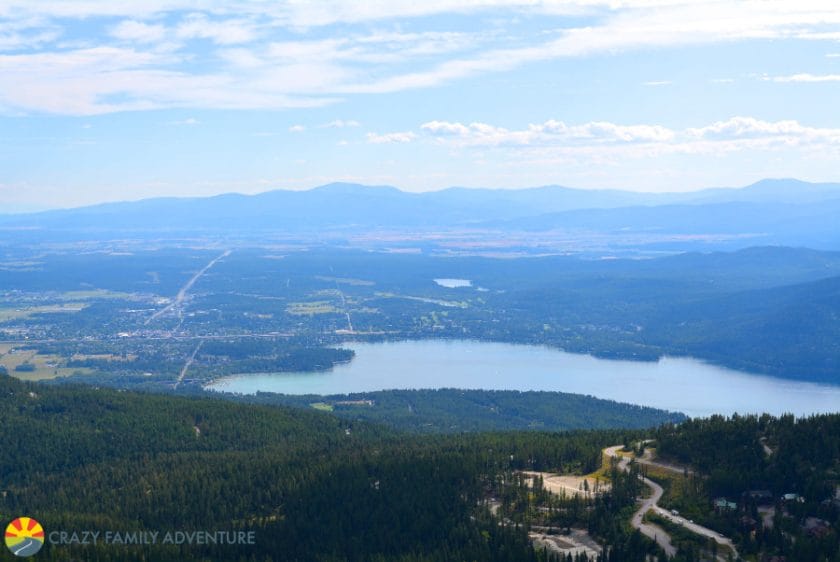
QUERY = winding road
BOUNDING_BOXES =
[604,445,739,561]
[604,445,676,557]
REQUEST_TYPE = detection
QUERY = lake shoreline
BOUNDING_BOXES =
[206,339,840,418]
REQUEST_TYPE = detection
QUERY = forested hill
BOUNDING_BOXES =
[652,414,840,561]
[0,375,627,561]
[234,388,686,433]
[2,376,839,561]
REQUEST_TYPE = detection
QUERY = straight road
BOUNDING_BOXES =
[146,250,231,324]
[174,340,203,389]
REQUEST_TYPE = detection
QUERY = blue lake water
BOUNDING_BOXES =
[207,339,840,417]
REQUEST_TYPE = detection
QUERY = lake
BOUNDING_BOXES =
[207,339,840,417]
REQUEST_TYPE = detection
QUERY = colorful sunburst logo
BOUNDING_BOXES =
[5,517,45,557]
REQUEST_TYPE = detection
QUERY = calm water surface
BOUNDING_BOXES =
[207,340,840,417]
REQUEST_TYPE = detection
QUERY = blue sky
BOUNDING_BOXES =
[2,1,840,210]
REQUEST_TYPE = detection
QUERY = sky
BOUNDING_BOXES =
[2,1,840,211]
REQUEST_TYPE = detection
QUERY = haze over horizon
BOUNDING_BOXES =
[3,1,840,210]
[3,177,837,215]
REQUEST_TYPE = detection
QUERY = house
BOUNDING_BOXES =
[714,498,738,513]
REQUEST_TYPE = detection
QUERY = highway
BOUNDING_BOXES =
[146,249,231,325]
[174,340,203,389]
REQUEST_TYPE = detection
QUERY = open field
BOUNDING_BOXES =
[0,303,87,322]
[58,289,135,300]
[522,471,610,497]
[287,301,340,315]
[309,402,335,412]
[0,347,92,380]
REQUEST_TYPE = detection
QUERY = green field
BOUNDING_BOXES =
[0,302,87,322]
[287,301,341,315]
[0,346,93,381]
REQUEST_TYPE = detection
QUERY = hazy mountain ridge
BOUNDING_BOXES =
[3,178,839,227]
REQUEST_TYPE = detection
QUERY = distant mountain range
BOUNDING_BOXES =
[2,178,838,250]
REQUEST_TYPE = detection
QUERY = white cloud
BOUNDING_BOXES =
[415,116,840,160]
[288,124,305,132]
[367,131,416,144]
[0,45,342,114]
[767,73,840,83]
[421,121,472,136]
[421,119,675,146]
[3,2,840,114]
[686,116,840,144]
[0,29,60,50]
[110,20,167,43]
[340,2,840,95]
[169,117,199,125]
[322,119,360,128]
[266,38,350,62]
[643,80,671,86]
[176,13,258,45]
[0,1,604,27]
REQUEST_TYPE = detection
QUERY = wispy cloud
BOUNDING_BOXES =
[643,80,671,86]
[169,117,200,126]
[110,20,167,44]
[766,73,840,83]
[288,124,305,132]
[0,2,603,28]
[2,2,840,114]
[367,131,416,144]
[322,119,360,128]
[0,44,341,115]
[175,13,260,45]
